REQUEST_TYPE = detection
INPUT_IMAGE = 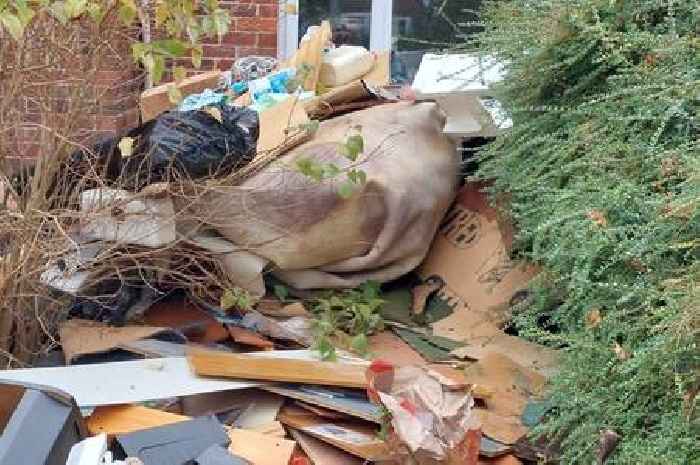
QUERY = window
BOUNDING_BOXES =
[279,0,483,82]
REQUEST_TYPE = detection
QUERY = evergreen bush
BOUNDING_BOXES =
[475,1,698,463]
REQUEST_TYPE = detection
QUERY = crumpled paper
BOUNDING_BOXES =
[366,361,477,463]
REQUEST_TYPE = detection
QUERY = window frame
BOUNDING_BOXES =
[277,0,394,60]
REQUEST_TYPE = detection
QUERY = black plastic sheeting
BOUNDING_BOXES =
[122,104,259,187]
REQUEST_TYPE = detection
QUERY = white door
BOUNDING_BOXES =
[279,0,482,82]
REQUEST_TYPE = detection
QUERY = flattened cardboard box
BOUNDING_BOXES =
[419,183,537,317]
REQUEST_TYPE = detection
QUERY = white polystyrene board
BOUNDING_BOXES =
[0,350,364,407]
[412,53,505,98]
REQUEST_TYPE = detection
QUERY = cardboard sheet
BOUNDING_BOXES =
[228,428,296,465]
[420,183,537,318]
[59,319,183,364]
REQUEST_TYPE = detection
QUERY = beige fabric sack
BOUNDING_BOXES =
[183,101,459,290]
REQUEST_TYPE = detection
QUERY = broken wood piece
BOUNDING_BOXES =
[247,421,286,438]
[59,319,184,364]
[228,428,296,465]
[227,325,274,349]
[278,405,392,461]
[263,384,382,423]
[287,21,332,91]
[140,70,221,122]
[87,404,190,436]
[289,428,364,465]
[188,348,368,388]
[256,300,312,319]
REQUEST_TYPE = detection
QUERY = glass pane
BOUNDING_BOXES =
[392,0,483,83]
[299,0,372,49]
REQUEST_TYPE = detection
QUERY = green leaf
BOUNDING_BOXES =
[173,66,186,84]
[343,134,364,161]
[322,163,341,179]
[273,284,289,302]
[86,2,104,23]
[151,54,165,83]
[47,1,68,24]
[167,84,183,104]
[118,3,136,25]
[13,0,35,27]
[154,2,168,26]
[191,45,203,68]
[65,0,87,19]
[337,182,356,199]
[212,9,229,39]
[220,289,236,310]
[153,38,188,57]
[131,42,148,62]
[0,11,23,40]
[202,106,223,123]
[118,137,135,158]
[350,333,369,356]
[314,337,337,361]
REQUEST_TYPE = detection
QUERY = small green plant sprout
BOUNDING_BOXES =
[309,281,384,361]
[220,287,253,312]
[294,125,368,199]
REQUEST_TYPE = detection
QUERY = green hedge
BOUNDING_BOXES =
[475,1,699,463]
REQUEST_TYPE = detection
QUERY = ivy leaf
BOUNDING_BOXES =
[0,11,23,40]
[337,182,356,199]
[167,84,183,104]
[202,106,223,123]
[118,137,135,158]
[347,169,367,185]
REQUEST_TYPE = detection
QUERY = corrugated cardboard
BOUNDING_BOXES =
[140,71,222,122]
[419,183,537,318]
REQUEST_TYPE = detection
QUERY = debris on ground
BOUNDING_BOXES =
[0,20,560,465]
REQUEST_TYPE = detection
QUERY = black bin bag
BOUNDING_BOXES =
[122,104,259,187]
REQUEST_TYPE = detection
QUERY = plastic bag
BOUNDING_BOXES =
[123,104,259,187]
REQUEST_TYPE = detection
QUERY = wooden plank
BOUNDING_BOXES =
[263,384,381,423]
[140,71,221,122]
[289,429,363,465]
[228,428,296,465]
[87,404,190,436]
[278,406,391,461]
[247,421,286,438]
[188,348,368,388]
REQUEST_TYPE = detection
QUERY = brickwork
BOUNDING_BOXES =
[7,1,280,161]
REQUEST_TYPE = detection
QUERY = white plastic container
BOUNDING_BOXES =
[319,45,374,87]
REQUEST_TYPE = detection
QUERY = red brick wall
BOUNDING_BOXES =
[200,0,279,72]
[7,1,279,162]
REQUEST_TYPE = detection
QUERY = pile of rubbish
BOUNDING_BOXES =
[0,20,555,465]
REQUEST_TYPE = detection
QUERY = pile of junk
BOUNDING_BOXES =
[0,21,562,465]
